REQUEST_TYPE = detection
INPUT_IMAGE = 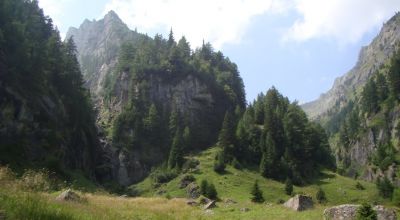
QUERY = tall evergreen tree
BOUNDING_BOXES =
[251,180,264,203]
[168,128,184,169]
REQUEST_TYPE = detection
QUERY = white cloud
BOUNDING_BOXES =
[284,0,400,44]
[103,0,286,49]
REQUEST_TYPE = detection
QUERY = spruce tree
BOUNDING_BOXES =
[285,178,293,196]
[218,111,236,156]
[251,180,264,203]
[316,187,326,203]
[168,128,184,169]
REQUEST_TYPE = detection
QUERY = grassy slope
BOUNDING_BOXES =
[0,148,397,220]
[133,147,395,219]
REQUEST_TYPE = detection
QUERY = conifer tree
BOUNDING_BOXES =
[356,203,377,220]
[168,128,184,169]
[285,178,293,195]
[251,180,264,203]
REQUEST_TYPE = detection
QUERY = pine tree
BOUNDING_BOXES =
[285,178,293,196]
[218,111,236,159]
[316,187,326,203]
[377,177,394,199]
[213,150,226,173]
[356,203,377,220]
[251,180,264,203]
[388,52,400,100]
[168,128,184,169]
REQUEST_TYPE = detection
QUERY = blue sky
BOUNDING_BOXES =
[38,0,400,103]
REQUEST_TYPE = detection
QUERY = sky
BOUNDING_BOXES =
[38,0,400,103]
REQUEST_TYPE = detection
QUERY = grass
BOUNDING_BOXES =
[0,147,398,219]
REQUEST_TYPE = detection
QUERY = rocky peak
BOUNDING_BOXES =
[302,12,400,119]
[66,11,143,97]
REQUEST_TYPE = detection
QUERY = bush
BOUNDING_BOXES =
[392,188,400,206]
[355,182,365,190]
[316,187,327,204]
[251,180,264,203]
[151,169,177,184]
[356,203,377,220]
[200,179,208,196]
[376,177,394,199]
[18,169,57,192]
[213,151,226,173]
[182,158,200,172]
[285,178,293,196]
[181,174,195,183]
[206,183,218,200]
[231,158,242,170]
[200,180,218,200]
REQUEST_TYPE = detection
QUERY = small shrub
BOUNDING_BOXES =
[18,169,56,192]
[276,199,285,204]
[206,183,218,200]
[151,169,177,184]
[316,187,327,204]
[182,158,200,172]
[181,174,195,183]
[213,151,226,173]
[392,188,400,206]
[199,180,218,200]
[231,158,242,170]
[376,177,394,199]
[356,203,377,220]
[285,178,293,196]
[200,179,208,196]
[251,180,264,203]
[355,182,365,190]
[0,166,15,182]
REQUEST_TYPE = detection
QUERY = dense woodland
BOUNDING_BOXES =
[0,0,99,175]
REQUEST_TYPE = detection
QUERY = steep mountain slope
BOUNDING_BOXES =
[0,0,100,177]
[67,12,246,186]
[302,12,400,119]
[302,12,400,185]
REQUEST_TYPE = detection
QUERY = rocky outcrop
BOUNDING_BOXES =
[323,204,397,220]
[55,189,82,202]
[283,195,313,211]
[186,182,200,199]
[302,12,400,119]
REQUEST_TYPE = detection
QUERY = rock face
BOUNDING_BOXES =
[323,204,397,220]
[302,12,400,119]
[67,11,244,186]
[283,195,313,211]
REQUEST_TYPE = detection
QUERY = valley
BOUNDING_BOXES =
[1,1,400,219]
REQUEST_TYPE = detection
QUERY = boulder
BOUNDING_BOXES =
[283,195,313,211]
[323,204,397,220]
[240,207,250,212]
[374,205,397,220]
[186,182,200,199]
[224,198,237,204]
[186,199,198,206]
[323,204,359,220]
[55,189,81,202]
[199,196,212,205]
[204,200,216,209]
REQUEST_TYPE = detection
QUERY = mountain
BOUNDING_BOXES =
[302,12,400,185]
[67,11,246,186]
[66,10,145,97]
[302,13,400,120]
